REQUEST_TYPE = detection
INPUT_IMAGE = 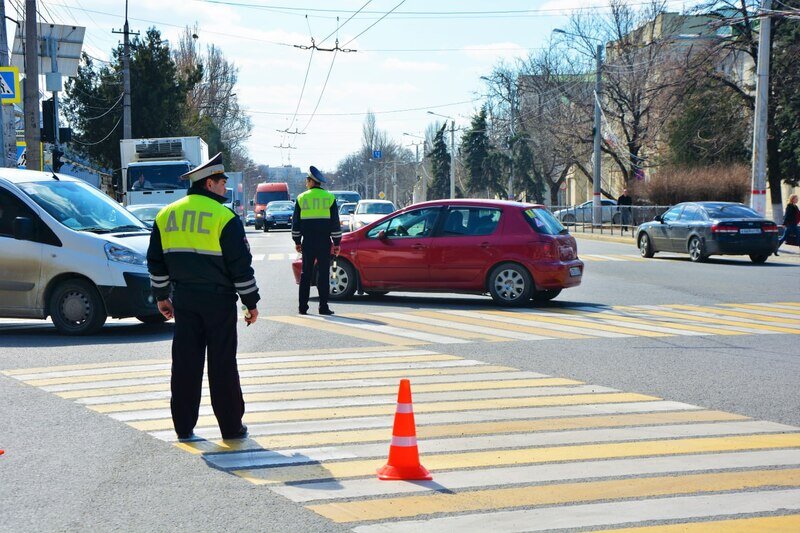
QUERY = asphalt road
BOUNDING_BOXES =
[1,227,798,531]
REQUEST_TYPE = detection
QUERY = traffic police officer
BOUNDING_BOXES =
[147,153,259,441]
[292,165,341,315]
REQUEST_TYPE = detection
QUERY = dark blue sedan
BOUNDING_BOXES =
[636,202,780,263]
[262,200,294,232]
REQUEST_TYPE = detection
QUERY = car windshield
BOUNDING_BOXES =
[333,192,360,205]
[266,201,293,211]
[339,203,356,215]
[127,163,190,191]
[128,206,162,221]
[704,204,761,219]
[357,202,394,215]
[19,180,147,232]
[525,207,567,235]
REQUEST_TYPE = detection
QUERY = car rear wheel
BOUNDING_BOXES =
[612,213,621,225]
[562,214,576,225]
[49,279,107,335]
[749,253,769,264]
[688,237,707,262]
[532,288,561,302]
[638,233,655,258]
[329,259,357,300]
[488,263,532,306]
[136,314,168,324]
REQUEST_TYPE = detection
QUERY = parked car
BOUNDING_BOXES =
[262,200,294,232]
[291,199,583,306]
[126,203,164,229]
[339,202,357,232]
[0,168,162,335]
[350,200,396,231]
[636,202,780,263]
[553,199,620,225]
[245,212,256,226]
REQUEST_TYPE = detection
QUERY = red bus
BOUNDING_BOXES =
[252,182,290,230]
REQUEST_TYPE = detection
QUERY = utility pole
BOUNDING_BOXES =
[23,0,40,170]
[750,0,771,218]
[592,43,603,226]
[112,0,136,139]
[449,120,455,198]
[392,161,397,205]
[0,0,14,167]
[508,81,515,201]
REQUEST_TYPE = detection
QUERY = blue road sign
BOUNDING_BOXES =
[0,67,20,104]
[372,150,382,159]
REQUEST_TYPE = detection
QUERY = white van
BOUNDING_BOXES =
[0,169,164,335]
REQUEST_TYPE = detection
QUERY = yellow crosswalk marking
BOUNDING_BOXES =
[348,313,510,342]
[551,309,747,336]
[631,309,800,334]
[308,468,800,522]
[670,304,799,324]
[131,392,658,431]
[233,433,800,485]
[272,315,427,345]
[94,377,579,413]
[413,310,590,339]
[597,514,800,532]
[177,410,747,455]
[486,310,670,337]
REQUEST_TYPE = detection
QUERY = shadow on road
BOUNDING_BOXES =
[0,321,175,348]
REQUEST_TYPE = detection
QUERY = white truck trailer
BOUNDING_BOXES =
[120,137,208,207]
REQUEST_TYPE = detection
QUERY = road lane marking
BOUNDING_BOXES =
[271,315,427,346]
[177,410,746,455]
[298,314,470,344]
[403,310,569,340]
[232,433,800,485]
[547,308,747,336]
[309,468,800,522]
[267,253,285,260]
[597,514,800,532]
[671,304,800,325]
[349,490,800,533]
[352,312,511,342]
[486,309,668,337]
[629,307,800,334]
[131,392,658,432]
[272,449,800,502]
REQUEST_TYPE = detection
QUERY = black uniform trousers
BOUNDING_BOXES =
[171,289,244,437]
[299,237,332,312]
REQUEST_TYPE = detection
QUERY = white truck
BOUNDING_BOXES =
[120,137,208,207]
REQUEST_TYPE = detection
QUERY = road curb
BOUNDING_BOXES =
[570,230,637,246]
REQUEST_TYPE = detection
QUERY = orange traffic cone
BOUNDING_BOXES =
[377,379,432,480]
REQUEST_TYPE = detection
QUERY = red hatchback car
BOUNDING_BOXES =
[291,199,584,306]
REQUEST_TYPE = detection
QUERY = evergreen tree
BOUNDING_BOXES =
[63,28,197,172]
[772,7,800,186]
[462,107,491,195]
[426,124,451,199]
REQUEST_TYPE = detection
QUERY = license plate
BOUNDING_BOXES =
[740,228,761,234]
[569,267,581,277]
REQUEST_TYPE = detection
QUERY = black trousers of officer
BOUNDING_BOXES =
[299,237,332,312]
[171,289,244,437]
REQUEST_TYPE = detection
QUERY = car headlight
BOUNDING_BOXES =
[265,214,274,220]
[104,242,147,266]
[256,213,263,218]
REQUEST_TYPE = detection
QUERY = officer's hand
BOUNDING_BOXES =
[333,245,341,256]
[157,299,174,320]
[245,308,259,326]
[295,244,302,253]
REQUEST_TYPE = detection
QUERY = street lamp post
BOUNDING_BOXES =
[403,132,426,200]
[553,29,604,226]
[426,111,456,198]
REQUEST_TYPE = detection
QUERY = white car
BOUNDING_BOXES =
[0,169,162,335]
[338,202,357,232]
[350,200,396,231]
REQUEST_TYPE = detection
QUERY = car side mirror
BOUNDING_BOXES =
[654,214,663,223]
[13,217,35,241]
[234,200,241,207]
[377,230,387,240]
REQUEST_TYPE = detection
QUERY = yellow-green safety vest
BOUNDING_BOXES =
[155,194,234,256]
[297,187,335,219]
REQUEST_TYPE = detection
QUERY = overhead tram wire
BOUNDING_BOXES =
[343,0,407,48]
[317,0,373,47]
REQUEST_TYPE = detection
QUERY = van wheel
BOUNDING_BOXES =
[136,314,168,324]
[488,263,532,306]
[49,279,107,335]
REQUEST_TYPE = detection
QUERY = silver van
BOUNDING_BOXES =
[0,169,163,334]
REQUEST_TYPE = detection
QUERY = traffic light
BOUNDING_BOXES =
[41,99,56,143]
[52,147,64,173]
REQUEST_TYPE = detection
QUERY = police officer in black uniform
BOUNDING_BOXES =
[147,153,259,441]
[292,166,341,315]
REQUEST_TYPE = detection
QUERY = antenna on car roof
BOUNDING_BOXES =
[50,172,60,180]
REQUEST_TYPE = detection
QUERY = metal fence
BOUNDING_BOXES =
[547,204,673,236]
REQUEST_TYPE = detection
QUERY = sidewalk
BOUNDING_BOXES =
[569,227,799,256]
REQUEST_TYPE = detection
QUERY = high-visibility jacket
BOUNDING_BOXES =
[292,187,342,245]
[147,189,260,308]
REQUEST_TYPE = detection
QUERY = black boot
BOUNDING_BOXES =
[319,307,334,316]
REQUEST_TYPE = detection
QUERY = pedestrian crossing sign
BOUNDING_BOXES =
[0,66,20,104]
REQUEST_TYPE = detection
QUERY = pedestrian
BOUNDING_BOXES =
[617,187,633,233]
[147,153,259,442]
[292,166,341,315]
[775,193,799,256]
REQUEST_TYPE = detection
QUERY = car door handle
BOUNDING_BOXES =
[480,242,491,248]
[412,243,426,249]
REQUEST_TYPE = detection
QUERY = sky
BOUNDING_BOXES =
[7,0,695,172]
